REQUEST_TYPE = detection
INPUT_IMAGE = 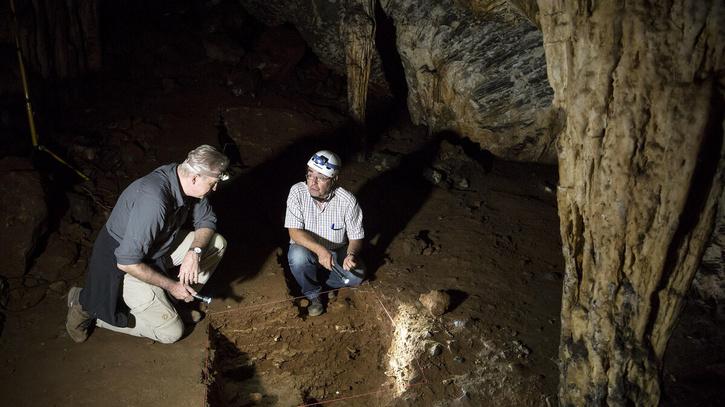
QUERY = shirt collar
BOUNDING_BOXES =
[309,186,336,202]
[170,164,187,207]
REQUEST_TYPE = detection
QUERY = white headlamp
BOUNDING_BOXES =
[184,161,229,182]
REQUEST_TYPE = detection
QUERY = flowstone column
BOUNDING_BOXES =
[343,0,376,125]
[538,1,724,405]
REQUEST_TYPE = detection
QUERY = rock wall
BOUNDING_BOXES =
[693,189,725,301]
[0,158,48,280]
[13,0,101,79]
[239,0,558,163]
[384,0,557,162]
[240,0,386,84]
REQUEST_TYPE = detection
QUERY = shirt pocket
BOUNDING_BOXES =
[326,222,346,245]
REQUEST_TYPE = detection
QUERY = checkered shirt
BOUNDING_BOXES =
[284,182,364,250]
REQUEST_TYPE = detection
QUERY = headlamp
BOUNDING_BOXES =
[184,161,229,182]
[311,154,339,171]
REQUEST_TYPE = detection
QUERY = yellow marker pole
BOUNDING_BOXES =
[9,0,90,181]
[10,0,37,148]
[37,145,91,181]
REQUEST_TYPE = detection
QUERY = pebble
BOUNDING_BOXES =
[249,392,263,402]
[429,343,443,356]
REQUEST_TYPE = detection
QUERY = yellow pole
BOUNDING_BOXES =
[10,0,38,147]
[9,0,90,181]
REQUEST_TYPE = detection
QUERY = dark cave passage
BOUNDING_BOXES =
[0,1,723,407]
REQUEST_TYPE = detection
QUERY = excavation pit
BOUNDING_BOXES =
[205,288,424,406]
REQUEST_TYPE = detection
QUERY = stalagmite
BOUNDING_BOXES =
[538,0,725,405]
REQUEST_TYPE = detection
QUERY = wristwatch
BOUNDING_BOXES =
[189,247,203,255]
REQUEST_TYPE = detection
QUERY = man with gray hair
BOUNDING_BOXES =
[65,145,229,344]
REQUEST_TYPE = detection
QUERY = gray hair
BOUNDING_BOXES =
[179,145,229,178]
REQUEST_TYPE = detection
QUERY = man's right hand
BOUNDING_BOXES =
[169,281,196,302]
[317,249,334,271]
[118,262,196,302]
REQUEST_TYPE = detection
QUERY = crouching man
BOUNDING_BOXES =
[284,150,365,316]
[66,145,229,344]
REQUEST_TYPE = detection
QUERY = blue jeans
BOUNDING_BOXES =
[288,244,365,300]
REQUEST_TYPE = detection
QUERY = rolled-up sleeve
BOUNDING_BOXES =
[192,198,217,230]
[284,186,305,229]
[115,197,166,265]
[345,199,364,240]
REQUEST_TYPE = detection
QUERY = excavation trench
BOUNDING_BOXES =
[204,288,430,406]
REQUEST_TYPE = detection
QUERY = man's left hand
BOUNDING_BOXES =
[179,250,201,285]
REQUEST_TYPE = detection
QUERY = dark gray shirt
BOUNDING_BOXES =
[105,164,217,265]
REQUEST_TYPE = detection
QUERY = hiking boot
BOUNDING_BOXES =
[308,297,324,317]
[66,287,93,343]
[327,289,337,301]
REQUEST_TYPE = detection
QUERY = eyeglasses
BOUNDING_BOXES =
[311,154,338,171]
[306,172,332,184]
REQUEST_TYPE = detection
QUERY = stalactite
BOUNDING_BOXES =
[342,1,376,125]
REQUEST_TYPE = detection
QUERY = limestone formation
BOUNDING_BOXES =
[693,189,725,301]
[238,0,559,163]
[385,0,558,162]
[342,1,376,124]
[539,0,725,405]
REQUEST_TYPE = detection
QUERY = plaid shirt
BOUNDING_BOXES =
[284,182,364,250]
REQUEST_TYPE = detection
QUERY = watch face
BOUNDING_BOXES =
[192,247,202,254]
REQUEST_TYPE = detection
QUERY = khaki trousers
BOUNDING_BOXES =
[96,231,226,343]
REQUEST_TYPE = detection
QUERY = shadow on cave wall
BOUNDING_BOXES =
[199,0,444,299]
[356,136,442,278]
[204,123,445,300]
[205,126,350,299]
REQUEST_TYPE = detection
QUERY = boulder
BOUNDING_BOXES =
[0,158,48,279]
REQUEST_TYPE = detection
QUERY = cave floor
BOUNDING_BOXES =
[0,10,722,407]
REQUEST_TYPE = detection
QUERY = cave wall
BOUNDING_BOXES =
[238,0,558,163]
[693,189,725,302]
[11,0,101,80]
[384,0,557,163]
[239,0,386,85]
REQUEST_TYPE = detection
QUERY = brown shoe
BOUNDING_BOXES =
[66,287,93,343]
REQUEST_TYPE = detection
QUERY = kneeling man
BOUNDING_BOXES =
[66,145,229,344]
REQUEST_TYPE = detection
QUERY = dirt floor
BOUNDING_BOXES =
[1,4,723,407]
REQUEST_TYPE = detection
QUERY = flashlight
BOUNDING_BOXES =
[332,265,350,284]
[192,294,212,304]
